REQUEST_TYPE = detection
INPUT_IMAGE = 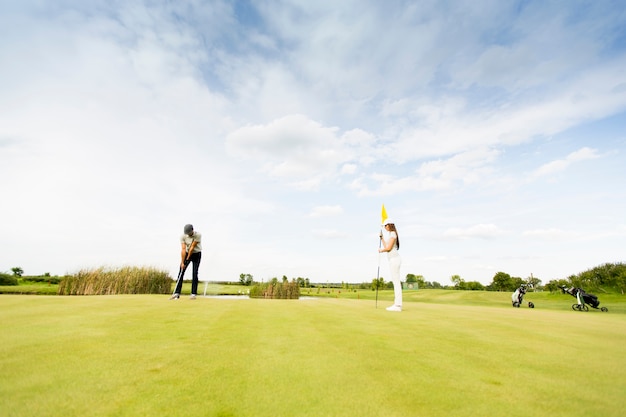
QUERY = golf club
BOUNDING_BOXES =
[171,260,190,298]
[171,235,195,299]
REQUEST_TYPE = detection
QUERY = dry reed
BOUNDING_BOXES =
[57,266,171,295]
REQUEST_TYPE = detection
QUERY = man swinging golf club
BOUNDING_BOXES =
[170,224,202,300]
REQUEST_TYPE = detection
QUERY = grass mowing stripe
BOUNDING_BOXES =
[1,295,625,417]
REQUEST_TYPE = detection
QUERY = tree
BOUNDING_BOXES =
[11,267,23,277]
[511,276,525,289]
[406,274,425,288]
[371,277,384,291]
[490,272,514,291]
[0,272,18,286]
[581,262,626,290]
[556,262,626,293]
[451,274,466,290]
[526,274,542,290]
[239,273,253,286]
[544,279,569,292]
[424,281,443,289]
[465,281,485,291]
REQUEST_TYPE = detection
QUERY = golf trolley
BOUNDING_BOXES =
[560,286,608,312]
[511,284,534,308]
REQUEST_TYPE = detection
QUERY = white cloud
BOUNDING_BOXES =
[531,147,600,178]
[522,228,577,241]
[340,164,357,175]
[311,229,348,239]
[1,1,625,285]
[309,205,343,218]
[225,114,346,180]
[423,256,449,262]
[349,147,501,196]
[443,224,506,240]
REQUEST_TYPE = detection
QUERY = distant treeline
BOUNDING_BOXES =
[413,262,625,293]
[545,262,626,294]
[3,262,624,295]
[237,262,626,294]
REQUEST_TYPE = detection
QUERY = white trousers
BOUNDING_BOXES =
[387,253,402,306]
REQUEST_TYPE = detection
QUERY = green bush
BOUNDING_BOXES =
[58,266,171,295]
[0,273,18,286]
[22,276,63,285]
[250,281,300,299]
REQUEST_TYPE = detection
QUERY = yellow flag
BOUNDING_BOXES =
[381,204,388,225]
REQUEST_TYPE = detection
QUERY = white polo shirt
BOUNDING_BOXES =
[180,232,202,253]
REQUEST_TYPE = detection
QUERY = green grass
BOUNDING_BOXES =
[1,292,625,417]
[303,287,626,313]
[0,282,59,295]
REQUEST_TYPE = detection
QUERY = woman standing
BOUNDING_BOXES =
[379,219,402,312]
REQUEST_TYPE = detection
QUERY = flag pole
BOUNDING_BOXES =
[377,204,388,309]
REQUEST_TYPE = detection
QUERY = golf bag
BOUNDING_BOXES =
[559,286,608,312]
[511,284,534,308]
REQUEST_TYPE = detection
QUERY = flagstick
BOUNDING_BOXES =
[378,204,388,309]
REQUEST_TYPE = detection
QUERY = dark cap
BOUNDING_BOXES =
[184,224,194,235]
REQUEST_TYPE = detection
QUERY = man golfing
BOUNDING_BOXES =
[170,224,202,300]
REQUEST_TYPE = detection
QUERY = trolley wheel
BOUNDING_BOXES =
[572,304,580,311]
[601,307,608,312]
[528,302,535,308]
[582,304,589,312]
[513,302,520,308]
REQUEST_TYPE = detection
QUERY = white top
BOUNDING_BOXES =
[387,231,399,258]
[180,232,202,253]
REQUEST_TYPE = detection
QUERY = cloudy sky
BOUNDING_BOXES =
[1,0,625,286]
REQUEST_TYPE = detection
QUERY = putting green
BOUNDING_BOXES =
[1,295,625,417]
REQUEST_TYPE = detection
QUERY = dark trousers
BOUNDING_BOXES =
[174,251,201,295]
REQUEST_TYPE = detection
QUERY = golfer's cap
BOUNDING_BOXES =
[383,219,394,226]
[184,224,194,234]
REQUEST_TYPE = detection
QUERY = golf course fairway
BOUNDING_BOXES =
[1,294,625,417]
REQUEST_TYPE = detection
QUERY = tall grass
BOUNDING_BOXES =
[57,266,171,295]
[249,280,300,299]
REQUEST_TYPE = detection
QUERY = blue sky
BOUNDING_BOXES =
[1,0,625,285]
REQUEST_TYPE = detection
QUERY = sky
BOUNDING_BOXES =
[1,0,625,286]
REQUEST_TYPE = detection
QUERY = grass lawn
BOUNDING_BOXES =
[1,293,625,417]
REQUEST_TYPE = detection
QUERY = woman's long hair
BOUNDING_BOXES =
[387,223,400,249]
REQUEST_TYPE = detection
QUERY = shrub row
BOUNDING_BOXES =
[0,273,18,286]
[249,281,300,299]
[57,266,171,295]
[22,276,64,285]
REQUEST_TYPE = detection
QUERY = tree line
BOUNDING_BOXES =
[237,262,626,294]
[8,261,622,294]
[402,262,625,293]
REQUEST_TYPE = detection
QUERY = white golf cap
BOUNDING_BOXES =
[383,218,394,225]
